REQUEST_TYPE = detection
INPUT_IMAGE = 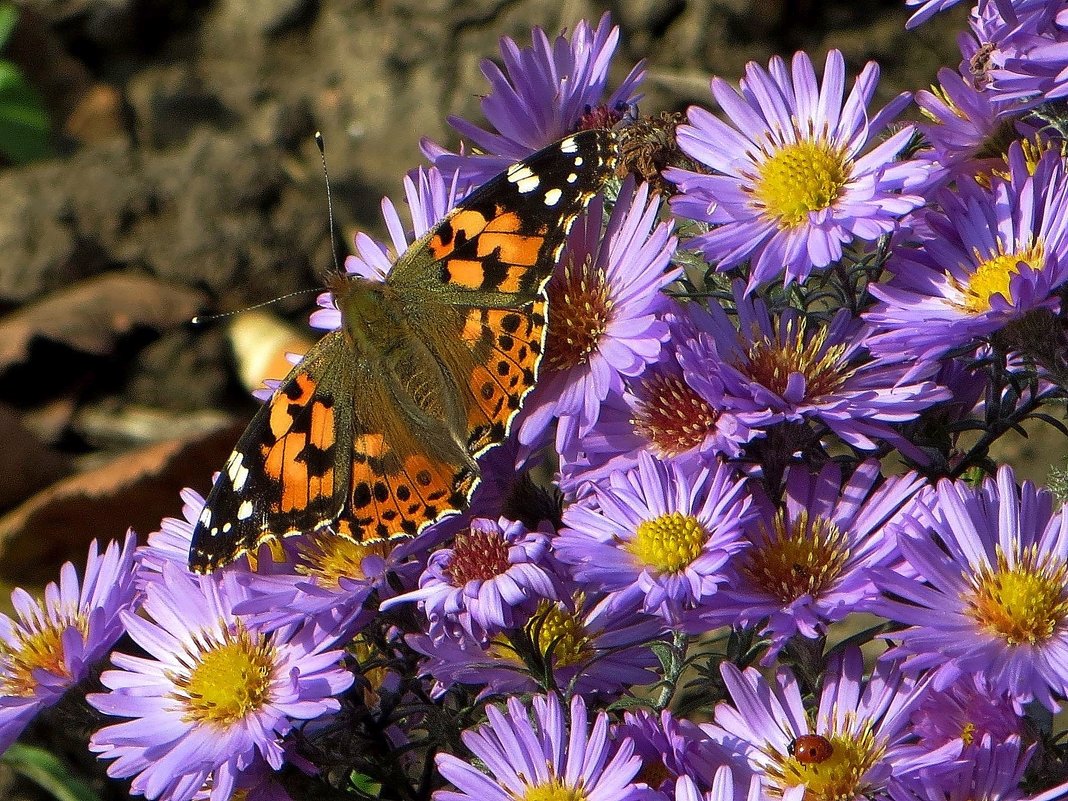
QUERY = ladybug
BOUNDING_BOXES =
[788,734,833,764]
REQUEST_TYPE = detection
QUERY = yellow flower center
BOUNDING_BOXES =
[955,238,1044,314]
[963,545,1068,646]
[742,319,848,398]
[741,510,850,603]
[961,721,976,746]
[767,723,884,801]
[174,626,275,726]
[297,531,393,588]
[0,614,86,697]
[627,512,708,574]
[522,777,587,801]
[545,255,613,372]
[753,139,850,228]
[525,599,594,668]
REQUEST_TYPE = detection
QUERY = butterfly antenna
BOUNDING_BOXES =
[191,288,322,325]
[316,131,343,276]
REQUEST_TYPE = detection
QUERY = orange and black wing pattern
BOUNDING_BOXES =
[188,130,616,571]
[188,332,353,572]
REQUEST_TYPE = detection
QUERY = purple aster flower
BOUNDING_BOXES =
[673,769,762,801]
[702,460,924,660]
[666,50,931,290]
[908,675,1025,755]
[556,305,765,495]
[555,453,751,623]
[423,13,644,185]
[615,709,731,795]
[88,565,353,801]
[435,693,650,801]
[408,591,662,699]
[517,178,679,449]
[678,285,950,455]
[867,465,1068,713]
[914,67,1040,184]
[866,144,1068,361]
[889,735,1068,801]
[232,529,411,646]
[986,2,1068,107]
[706,648,960,801]
[137,487,205,579]
[380,517,564,640]
[904,0,968,29]
[0,533,139,753]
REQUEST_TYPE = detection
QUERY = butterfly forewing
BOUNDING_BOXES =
[389,129,617,306]
[189,129,617,572]
[189,332,355,572]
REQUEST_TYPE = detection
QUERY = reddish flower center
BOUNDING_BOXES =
[741,319,848,399]
[740,510,850,604]
[631,370,719,456]
[577,103,625,131]
[545,256,613,372]
[444,529,511,585]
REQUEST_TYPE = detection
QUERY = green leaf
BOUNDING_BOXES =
[348,771,383,798]
[0,4,17,50]
[606,695,654,713]
[2,743,100,801]
[0,60,51,163]
[648,639,676,672]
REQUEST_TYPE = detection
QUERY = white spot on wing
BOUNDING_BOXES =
[199,508,212,527]
[226,452,249,491]
[560,136,579,153]
[566,172,577,183]
[507,163,540,193]
[237,500,254,520]
[574,156,583,166]
[544,188,562,206]
[222,522,232,533]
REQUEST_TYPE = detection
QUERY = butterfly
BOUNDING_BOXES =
[188,129,617,572]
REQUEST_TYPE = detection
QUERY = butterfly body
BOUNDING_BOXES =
[189,130,617,573]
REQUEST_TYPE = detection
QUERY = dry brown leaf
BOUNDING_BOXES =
[0,420,245,588]
[0,272,207,371]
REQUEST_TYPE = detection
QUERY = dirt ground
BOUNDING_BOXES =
[0,0,970,624]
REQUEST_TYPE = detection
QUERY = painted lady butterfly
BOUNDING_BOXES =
[189,129,617,572]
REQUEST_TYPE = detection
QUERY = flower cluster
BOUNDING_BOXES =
[7,6,1068,801]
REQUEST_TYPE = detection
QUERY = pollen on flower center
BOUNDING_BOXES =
[175,627,275,726]
[0,614,84,697]
[526,599,593,667]
[297,532,392,588]
[743,319,848,398]
[627,512,708,574]
[956,239,1045,314]
[545,256,614,372]
[632,371,719,456]
[964,545,1068,646]
[444,528,512,585]
[768,726,884,801]
[740,510,850,603]
[522,777,587,801]
[753,138,850,228]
